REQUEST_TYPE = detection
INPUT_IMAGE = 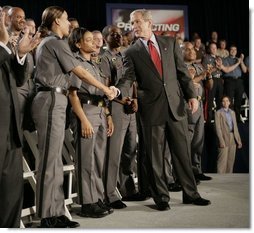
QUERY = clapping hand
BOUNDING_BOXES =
[0,9,9,44]
[17,27,41,57]
[188,66,196,79]
[188,98,199,114]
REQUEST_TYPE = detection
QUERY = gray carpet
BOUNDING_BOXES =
[27,173,250,229]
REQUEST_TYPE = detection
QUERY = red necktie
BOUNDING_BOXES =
[148,40,162,77]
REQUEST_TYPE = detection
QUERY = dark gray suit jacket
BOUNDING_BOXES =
[0,46,27,150]
[118,35,196,126]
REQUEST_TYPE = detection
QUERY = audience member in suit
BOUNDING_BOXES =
[0,8,40,227]
[215,96,242,173]
[117,9,211,211]
[7,8,37,131]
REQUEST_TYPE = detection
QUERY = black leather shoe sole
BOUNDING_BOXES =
[57,215,80,228]
[183,197,211,206]
[196,174,212,181]
[156,202,170,211]
[122,193,149,201]
[39,216,80,228]
[78,211,108,218]
[109,200,127,209]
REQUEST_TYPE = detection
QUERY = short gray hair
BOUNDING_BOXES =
[130,9,152,21]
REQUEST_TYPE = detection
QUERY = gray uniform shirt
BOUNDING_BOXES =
[100,49,133,97]
[70,52,107,96]
[35,33,80,90]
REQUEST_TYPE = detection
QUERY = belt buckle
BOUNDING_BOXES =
[55,87,62,93]
[98,100,104,107]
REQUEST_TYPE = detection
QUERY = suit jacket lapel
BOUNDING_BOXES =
[156,36,169,78]
[135,40,162,79]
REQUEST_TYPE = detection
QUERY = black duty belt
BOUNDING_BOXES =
[78,94,107,107]
[37,86,69,96]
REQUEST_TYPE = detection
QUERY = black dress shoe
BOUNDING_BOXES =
[98,200,114,214]
[109,200,127,209]
[40,217,65,228]
[57,215,80,228]
[183,197,211,206]
[167,183,182,192]
[122,192,149,201]
[80,203,109,218]
[156,202,170,211]
[40,216,80,228]
[196,173,212,181]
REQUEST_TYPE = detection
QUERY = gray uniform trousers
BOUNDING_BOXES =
[72,104,107,204]
[118,112,137,197]
[105,101,137,202]
[187,102,205,175]
[31,91,67,218]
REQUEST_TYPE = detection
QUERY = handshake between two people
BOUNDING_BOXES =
[104,86,121,100]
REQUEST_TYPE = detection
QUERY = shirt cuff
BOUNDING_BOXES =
[16,53,27,65]
[0,42,12,54]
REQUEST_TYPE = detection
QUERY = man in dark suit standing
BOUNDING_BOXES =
[118,9,211,210]
[0,8,40,227]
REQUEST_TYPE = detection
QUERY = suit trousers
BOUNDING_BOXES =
[142,116,200,204]
[32,91,67,218]
[217,133,236,173]
[0,146,23,228]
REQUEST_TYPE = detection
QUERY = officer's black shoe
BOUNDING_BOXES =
[122,192,150,201]
[109,200,127,209]
[195,173,212,181]
[40,217,63,228]
[80,203,109,218]
[98,199,114,214]
[156,201,170,211]
[57,215,80,228]
[183,197,211,206]
[40,216,80,228]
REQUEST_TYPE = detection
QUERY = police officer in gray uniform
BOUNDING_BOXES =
[31,6,117,228]
[68,27,114,218]
[100,25,138,209]
[184,42,212,181]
